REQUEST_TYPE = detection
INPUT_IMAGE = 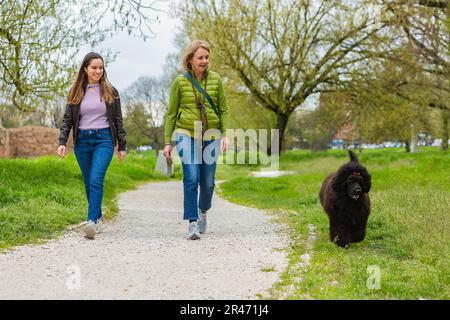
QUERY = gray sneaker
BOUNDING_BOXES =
[95,219,104,233]
[187,221,201,240]
[198,211,207,234]
[84,221,96,239]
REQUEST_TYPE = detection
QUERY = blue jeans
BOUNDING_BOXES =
[176,134,221,221]
[74,128,114,222]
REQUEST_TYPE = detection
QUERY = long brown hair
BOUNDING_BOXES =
[67,52,117,105]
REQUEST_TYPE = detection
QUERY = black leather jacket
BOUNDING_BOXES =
[58,88,127,151]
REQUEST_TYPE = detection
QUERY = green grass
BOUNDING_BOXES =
[0,150,182,250]
[217,147,450,299]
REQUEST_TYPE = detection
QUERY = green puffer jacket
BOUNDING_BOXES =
[164,70,230,144]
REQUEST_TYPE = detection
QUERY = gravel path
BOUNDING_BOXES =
[0,181,289,299]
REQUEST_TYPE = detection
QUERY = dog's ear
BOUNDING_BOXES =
[332,174,346,193]
[361,168,371,193]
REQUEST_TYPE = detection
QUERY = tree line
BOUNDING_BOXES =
[182,0,449,152]
[0,0,448,152]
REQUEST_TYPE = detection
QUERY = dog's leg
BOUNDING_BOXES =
[351,221,368,243]
[329,219,351,248]
[351,216,369,243]
[351,226,366,243]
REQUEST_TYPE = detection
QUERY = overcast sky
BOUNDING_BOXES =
[79,1,180,93]
[76,1,319,109]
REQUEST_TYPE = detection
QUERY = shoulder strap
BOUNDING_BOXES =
[184,72,220,118]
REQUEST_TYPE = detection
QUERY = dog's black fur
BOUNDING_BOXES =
[319,150,371,248]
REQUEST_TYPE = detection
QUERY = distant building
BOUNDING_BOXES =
[333,123,359,149]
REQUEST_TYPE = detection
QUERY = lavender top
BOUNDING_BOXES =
[78,83,109,130]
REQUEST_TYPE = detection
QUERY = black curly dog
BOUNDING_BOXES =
[319,150,371,248]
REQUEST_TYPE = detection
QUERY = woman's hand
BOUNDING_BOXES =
[164,144,173,162]
[221,136,229,151]
[57,145,66,159]
[118,150,126,162]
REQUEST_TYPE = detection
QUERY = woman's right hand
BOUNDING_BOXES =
[163,144,173,162]
[57,145,66,159]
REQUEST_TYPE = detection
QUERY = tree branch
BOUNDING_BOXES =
[418,0,449,9]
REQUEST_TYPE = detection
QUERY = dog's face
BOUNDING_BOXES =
[346,174,364,200]
[332,166,371,200]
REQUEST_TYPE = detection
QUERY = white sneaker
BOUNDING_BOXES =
[187,221,201,240]
[84,221,96,239]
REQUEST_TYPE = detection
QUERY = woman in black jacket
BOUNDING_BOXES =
[57,52,126,239]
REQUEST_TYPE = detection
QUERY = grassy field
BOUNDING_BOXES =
[0,150,182,250]
[216,147,449,299]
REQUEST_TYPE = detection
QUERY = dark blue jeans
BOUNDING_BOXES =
[74,128,114,222]
[176,134,221,221]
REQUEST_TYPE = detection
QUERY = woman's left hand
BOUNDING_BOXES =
[118,151,126,162]
[221,136,229,151]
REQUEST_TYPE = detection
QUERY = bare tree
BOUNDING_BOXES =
[122,74,172,149]
[123,76,168,127]
[0,0,162,112]
[384,0,449,150]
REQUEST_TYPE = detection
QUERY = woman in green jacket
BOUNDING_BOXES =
[163,40,230,240]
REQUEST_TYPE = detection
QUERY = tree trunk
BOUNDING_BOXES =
[276,113,290,153]
[410,124,418,153]
[441,109,449,151]
[405,141,410,152]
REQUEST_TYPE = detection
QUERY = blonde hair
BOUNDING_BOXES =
[68,52,117,106]
[182,40,211,71]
